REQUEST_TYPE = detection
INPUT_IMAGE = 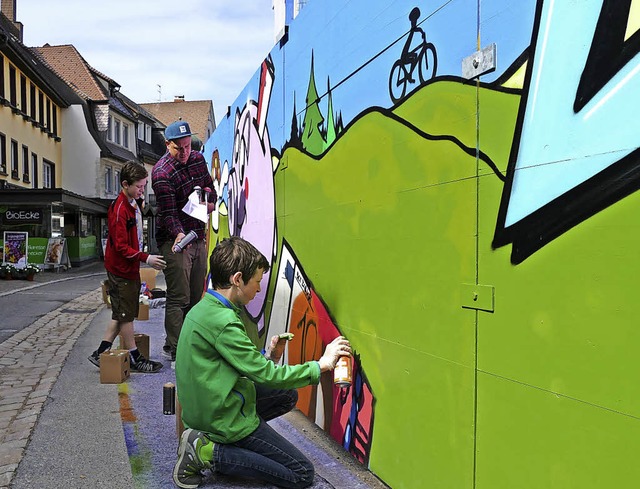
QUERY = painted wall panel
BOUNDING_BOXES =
[476,373,640,489]
[201,0,639,487]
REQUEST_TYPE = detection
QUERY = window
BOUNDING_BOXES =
[30,83,36,119]
[22,145,29,182]
[0,133,6,174]
[114,169,121,191]
[52,105,58,135]
[105,166,113,194]
[11,139,18,179]
[20,74,26,112]
[9,65,17,106]
[122,122,129,148]
[138,123,144,140]
[107,115,133,147]
[0,54,4,98]
[146,124,152,143]
[43,159,54,188]
[31,153,38,188]
[46,98,51,130]
[38,91,44,125]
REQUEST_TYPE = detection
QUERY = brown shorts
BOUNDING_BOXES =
[107,271,140,322]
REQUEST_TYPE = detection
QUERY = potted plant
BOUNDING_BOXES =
[0,263,17,280]
[10,265,27,280]
[24,263,41,281]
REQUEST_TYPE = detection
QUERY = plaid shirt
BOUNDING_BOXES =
[151,150,215,245]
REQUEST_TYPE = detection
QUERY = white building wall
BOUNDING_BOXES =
[61,105,101,197]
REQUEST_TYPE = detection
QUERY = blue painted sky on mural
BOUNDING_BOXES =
[211,0,537,158]
[16,0,275,123]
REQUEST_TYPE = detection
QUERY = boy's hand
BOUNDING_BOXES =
[264,335,280,362]
[265,333,294,363]
[318,336,351,372]
[147,255,166,270]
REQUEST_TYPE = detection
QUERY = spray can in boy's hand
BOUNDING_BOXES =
[172,230,198,253]
[334,355,352,387]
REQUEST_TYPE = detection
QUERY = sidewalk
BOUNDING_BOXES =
[0,263,387,489]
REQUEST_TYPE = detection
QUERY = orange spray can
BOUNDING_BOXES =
[333,356,352,387]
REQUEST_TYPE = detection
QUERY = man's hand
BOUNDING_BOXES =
[204,187,216,214]
[147,255,166,270]
[171,232,186,253]
[318,336,351,372]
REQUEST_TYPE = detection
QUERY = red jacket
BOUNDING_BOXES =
[104,192,149,280]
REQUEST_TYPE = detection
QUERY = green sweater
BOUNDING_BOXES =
[175,292,321,443]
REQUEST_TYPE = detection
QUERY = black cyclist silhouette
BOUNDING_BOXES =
[389,7,438,103]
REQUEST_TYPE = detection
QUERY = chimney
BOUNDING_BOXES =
[1,0,23,42]
[174,95,185,102]
[1,0,15,21]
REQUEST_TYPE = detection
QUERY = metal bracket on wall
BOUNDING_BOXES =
[461,43,497,80]
[461,284,495,312]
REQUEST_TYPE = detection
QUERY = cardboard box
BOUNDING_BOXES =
[136,303,149,321]
[100,350,130,384]
[139,267,157,291]
[118,333,150,359]
[101,280,111,309]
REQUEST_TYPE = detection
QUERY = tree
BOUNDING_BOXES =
[301,52,326,155]
[290,92,301,147]
[325,77,336,150]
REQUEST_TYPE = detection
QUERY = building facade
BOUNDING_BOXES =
[0,1,168,264]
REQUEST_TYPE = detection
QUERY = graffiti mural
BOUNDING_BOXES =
[203,1,640,488]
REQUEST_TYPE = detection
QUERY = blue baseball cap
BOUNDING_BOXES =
[165,120,194,140]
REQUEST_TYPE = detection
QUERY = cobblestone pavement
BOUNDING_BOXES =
[0,265,105,488]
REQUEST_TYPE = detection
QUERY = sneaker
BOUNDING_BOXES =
[88,351,100,368]
[162,345,176,361]
[130,356,163,373]
[173,428,214,489]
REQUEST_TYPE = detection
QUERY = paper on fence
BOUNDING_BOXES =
[181,189,208,223]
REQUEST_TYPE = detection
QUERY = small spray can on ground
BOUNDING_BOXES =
[163,382,176,415]
[333,356,352,387]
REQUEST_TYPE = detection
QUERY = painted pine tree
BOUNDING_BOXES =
[325,77,336,151]
[301,52,326,155]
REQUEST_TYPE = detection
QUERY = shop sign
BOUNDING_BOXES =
[2,208,43,224]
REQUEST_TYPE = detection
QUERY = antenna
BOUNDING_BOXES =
[157,84,162,102]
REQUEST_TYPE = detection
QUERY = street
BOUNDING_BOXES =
[0,270,106,344]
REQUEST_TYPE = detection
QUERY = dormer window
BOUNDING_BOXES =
[107,114,132,150]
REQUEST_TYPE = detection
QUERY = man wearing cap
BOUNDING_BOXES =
[152,120,216,361]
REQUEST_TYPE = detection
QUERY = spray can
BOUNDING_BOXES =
[173,230,198,253]
[333,356,352,387]
[163,382,176,415]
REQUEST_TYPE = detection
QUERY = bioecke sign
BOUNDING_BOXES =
[2,208,43,224]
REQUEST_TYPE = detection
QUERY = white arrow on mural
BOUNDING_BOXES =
[504,0,640,228]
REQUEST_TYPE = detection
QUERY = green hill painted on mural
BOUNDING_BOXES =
[274,79,520,288]
[392,80,521,175]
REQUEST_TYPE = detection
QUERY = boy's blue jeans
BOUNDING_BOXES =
[213,385,315,488]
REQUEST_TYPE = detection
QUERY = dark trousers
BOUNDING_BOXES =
[214,386,314,488]
[160,239,208,352]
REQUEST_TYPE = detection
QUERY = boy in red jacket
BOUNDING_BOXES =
[89,161,166,373]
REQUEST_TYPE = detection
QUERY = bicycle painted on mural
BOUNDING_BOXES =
[389,7,438,103]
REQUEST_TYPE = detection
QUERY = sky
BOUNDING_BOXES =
[16,0,277,124]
